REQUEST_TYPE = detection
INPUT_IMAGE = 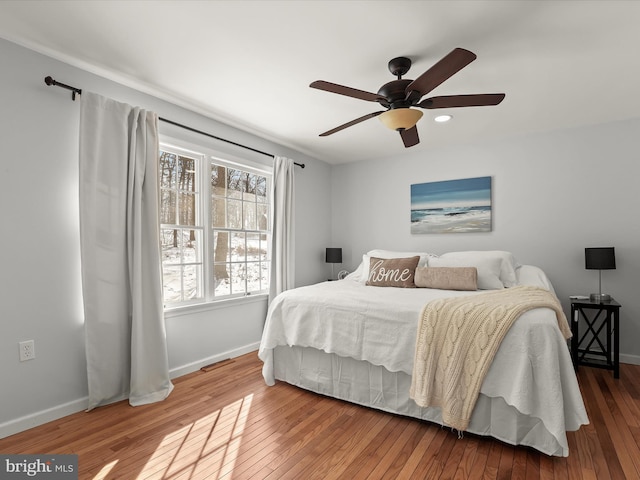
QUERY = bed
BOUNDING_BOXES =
[258,250,588,456]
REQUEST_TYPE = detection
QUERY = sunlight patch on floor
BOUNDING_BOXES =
[136,394,253,479]
[92,459,118,479]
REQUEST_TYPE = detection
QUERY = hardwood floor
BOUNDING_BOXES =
[2,352,640,479]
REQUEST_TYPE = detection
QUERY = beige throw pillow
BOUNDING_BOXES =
[414,266,478,291]
[366,256,420,288]
[427,256,503,290]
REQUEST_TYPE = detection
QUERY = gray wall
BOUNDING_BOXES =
[332,119,640,362]
[0,38,332,437]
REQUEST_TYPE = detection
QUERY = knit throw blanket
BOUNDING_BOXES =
[409,286,572,432]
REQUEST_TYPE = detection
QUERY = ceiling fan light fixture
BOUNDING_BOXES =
[434,114,452,123]
[378,108,423,131]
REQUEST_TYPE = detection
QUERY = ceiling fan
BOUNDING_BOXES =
[310,48,505,148]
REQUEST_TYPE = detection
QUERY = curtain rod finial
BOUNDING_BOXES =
[44,76,55,86]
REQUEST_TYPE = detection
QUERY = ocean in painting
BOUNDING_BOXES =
[410,176,492,234]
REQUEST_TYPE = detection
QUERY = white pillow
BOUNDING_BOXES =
[438,251,519,287]
[428,256,504,290]
[366,249,436,262]
[344,263,364,282]
[516,264,555,293]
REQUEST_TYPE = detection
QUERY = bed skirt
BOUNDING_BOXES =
[272,345,571,456]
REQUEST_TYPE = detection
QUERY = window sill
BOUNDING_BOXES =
[164,293,269,319]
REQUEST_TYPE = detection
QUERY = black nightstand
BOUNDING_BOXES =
[570,297,621,378]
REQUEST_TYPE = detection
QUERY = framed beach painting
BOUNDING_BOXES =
[410,176,492,234]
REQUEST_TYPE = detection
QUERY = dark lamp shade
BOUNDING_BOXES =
[585,247,616,270]
[325,247,342,264]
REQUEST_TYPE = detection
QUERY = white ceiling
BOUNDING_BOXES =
[1,1,639,165]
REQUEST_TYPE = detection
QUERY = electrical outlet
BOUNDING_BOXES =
[19,340,35,362]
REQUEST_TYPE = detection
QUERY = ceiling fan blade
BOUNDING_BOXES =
[405,48,477,101]
[319,111,384,136]
[418,93,506,109]
[310,80,384,102]
[400,126,420,148]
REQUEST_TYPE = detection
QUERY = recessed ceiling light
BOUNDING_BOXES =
[434,114,452,123]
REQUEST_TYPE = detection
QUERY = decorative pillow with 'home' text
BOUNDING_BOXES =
[366,256,420,288]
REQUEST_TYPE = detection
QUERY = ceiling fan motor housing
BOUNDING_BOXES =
[377,79,413,109]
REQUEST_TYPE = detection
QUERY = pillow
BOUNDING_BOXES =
[438,251,519,287]
[366,256,420,288]
[414,266,478,291]
[428,256,503,290]
[359,250,437,283]
[366,249,436,264]
[516,264,555,293]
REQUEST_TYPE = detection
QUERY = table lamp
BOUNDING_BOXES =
[585,247,616,302]
[325,247,342,281]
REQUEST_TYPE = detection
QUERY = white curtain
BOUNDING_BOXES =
[79,92,173,410]
[269,156,296,302]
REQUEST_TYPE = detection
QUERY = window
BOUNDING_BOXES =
[160,142,271,307]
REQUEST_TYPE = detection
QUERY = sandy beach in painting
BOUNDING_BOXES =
[410,206,491,233]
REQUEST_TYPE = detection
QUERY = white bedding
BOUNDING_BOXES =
[258,265,588,456]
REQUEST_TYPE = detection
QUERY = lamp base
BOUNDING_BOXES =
[590,293,611,303]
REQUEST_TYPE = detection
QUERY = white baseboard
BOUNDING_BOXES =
[0,343,261,440]
[620,353,640,366]
[0,397,88,440]
[169,342,260,379]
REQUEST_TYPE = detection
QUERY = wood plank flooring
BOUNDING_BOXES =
[1,352,640,479]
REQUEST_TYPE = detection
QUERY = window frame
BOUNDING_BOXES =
[159,136,272,312]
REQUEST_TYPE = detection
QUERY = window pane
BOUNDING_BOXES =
[230,263,246,295]
[213,263,230,296]
[228,169,245,199]
[183,230,201,264]
[244,201,257,230]
[246,261,261,292]
[244,190,256,204]
[160,151,177,189]
[162,265,183,304]
[245,174,257,201]
[257,204,268,231]
[260,262,269,289]
[260,235,268,261]
[213,231,230,263]
[227,200,242,229]
[231,232,246,261]
[177,156,197,193]
[256,175,267,203]
[182,265,202,301]
[211,197,226,228]
[211,164,226,197]
[178,192,197,226]
[161,229,181,264]
[161,228,201,264]
[246,233,260,261]
[160,190,176,224]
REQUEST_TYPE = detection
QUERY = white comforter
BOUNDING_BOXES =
[258,265,588,455]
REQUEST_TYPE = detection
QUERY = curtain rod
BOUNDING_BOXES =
[44,76,305,168]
